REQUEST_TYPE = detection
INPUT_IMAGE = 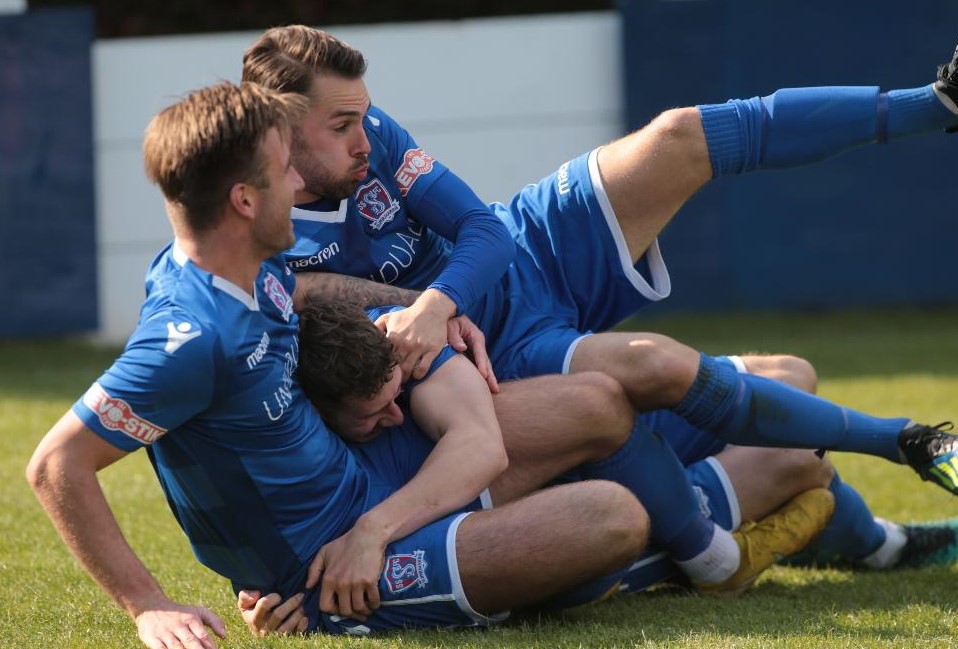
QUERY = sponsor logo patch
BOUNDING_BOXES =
[355,178,400,230]
[82,383,167,444]
[246,331,270,370]
[285,242,340,270]
[394,148,435,197]
[383,550,428,594]
[263,272,294,322]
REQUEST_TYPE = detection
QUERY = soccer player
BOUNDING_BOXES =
[303,304,958,575]
[238,301,958,637]
[236,300,834,635]
[26,81,667,648]
[241,24,958,584]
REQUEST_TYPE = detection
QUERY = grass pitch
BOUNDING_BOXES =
[3,308,958,648]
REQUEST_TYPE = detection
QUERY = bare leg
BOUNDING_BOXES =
[739,353,818,394]
[596,107,711,263]
[715,446,834,523]
[488,372,634,504]
[457,481,649,614]
[568,331,700,409]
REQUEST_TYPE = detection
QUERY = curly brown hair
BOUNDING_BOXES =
[296,298,398,423]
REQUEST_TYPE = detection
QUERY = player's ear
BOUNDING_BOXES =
[228,182,256,221]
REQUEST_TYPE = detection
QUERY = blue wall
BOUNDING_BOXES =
[620,0,958,312]
[0,8,97,336]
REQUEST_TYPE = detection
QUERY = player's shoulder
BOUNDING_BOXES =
[364,104,412,144]
[365,104,394,131]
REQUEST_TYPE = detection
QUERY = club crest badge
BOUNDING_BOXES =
[355,178,400,231]
[383,550,428,594]
[263,272,293,322]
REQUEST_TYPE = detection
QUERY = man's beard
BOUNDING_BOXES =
[295,150,366,201]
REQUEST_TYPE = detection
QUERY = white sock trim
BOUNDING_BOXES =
[704,456,742,531]
[861,517,907,569]
[674,525,740,584]
[725,354,749,374]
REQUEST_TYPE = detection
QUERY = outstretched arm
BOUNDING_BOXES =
[27,411,226,649]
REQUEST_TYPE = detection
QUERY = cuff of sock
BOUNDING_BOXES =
[697,101,746,177]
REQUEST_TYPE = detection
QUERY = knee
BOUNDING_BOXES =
[772,448,834,490]
[616,334,700,407]
[588,482,650,565]
[776,355,818,394]
[569,372,634,455]
[741,353,818,394]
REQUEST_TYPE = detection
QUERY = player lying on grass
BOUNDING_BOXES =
[234,301,821,634]
[239,300,958,635]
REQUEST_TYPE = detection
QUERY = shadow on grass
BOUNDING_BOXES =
[395,568,956,646]
[543,568,952,642]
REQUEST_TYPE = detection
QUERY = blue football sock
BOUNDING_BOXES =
[536,570,627,610]
[674,353,910,462]
[578,418,715,559]
[803,472,885,562]
[618,547,680,594]
[700,84,958,177]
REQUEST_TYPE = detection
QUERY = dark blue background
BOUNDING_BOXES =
[0,8,97,336]
[620,0,958,312]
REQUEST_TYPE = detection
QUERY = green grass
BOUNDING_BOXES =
[3,308,958,648]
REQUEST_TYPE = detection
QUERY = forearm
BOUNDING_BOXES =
[293,271,421,311]
[27,429,167,618]
[357,428,506,543]
[414,174,516,313]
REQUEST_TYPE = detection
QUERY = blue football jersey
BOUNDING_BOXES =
[285,106,515,314]
[286,106,453,290]
[73,243,375,598]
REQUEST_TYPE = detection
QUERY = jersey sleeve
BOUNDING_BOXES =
[368,106,516,313]
[73,309,217,452]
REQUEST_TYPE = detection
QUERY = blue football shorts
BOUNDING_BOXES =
[308,420,501,635]
[481,148,673,379]
[492,147,672,334]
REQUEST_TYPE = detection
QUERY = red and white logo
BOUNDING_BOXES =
[394,148,435,197]
[82,383,167,444]
[383,550,428,594]
[263,272,293,322]
[355,178,400,230]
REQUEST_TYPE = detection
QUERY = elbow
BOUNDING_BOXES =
[25,447,54,497]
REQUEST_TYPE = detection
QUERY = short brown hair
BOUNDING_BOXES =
[296,298,398,423]
[142,81,307,233]
[242,25,367,98]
